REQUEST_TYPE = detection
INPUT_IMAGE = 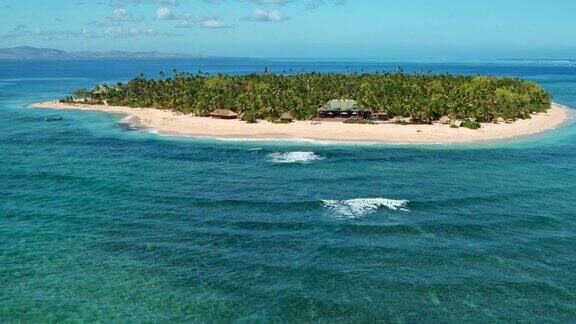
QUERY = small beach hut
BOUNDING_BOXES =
[318,99,371,119]
[280,112,294,122]
[210,109,238,119]
[439,116,451,124]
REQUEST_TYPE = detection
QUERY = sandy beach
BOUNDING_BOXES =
[30,101,569,144]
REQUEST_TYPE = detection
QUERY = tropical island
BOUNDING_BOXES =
[33,71,568,143]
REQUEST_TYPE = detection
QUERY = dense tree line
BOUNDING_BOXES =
[65,71,551,122]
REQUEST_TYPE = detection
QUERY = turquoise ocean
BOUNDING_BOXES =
[1,59,576,322]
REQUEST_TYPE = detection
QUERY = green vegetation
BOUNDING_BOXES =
[461,119,482,130]
[60,88,104,105]
[343,119,377,125]
[59,96,104,105]
[271,119,292,124]
[68,71,551,122]
[240,110,258,123]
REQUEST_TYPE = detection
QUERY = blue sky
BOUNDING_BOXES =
[1,0,575,59]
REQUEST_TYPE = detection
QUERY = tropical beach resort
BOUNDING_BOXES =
[34,71,568,143]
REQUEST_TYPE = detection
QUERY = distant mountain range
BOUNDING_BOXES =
[0,46,201,60]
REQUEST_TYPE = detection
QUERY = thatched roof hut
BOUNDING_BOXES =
[439,116,451,124]
[319,99,371,119]
[321,99,360,112]
[280,112,294,122]
[210,109,238,119]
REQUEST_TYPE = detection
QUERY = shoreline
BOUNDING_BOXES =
[30,101,570,144]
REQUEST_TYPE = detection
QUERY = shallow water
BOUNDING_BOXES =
[1,59,576,322]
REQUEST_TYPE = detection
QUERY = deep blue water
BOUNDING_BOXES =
[1,59,576,322]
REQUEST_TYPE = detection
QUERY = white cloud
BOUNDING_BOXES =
[0,24,162,41]
[104,27,159,38]
[177,15,232,29]
[81,28,97,38]
[0,25,99,40]
[203,0,346,8]
[204,0,292,4]
[200,18,230,28]
[110,0,178,7]
[91,8,144,27]
[110,0,347,9]
[249,0,293,4]
[111,8,140,21]
[155,6,175,20]
[246,8,287,22]
[307,0,346,9]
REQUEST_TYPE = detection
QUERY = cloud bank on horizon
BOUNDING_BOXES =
[0,0,574,59]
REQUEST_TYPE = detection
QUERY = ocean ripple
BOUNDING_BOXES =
[322,198,410,219]
[267,151,324,164]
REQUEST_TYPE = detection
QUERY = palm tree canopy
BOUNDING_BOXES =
[68,71,551,123]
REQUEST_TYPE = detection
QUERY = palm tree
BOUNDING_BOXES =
[76,71,550,122]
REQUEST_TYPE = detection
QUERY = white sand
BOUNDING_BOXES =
[30,101,569,144]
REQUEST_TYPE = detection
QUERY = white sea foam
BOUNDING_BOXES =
[322,198,410,219]
[249,148,263,151]
[267,151,324,164]
[119,115,144,129]
[148,130,163,135]
[119,115,132,124]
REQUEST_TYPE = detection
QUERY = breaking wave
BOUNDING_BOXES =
[267,151,324,164]
[322,198,410,219]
